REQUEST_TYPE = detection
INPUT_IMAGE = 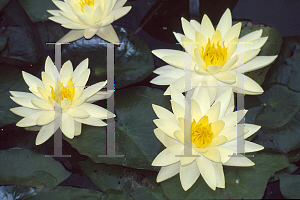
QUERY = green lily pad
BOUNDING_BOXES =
[0,0,10,11]
[288,148,300,163]
[18,0,57,23]
[0,185,37,200]
[27,186,102,200]
[160,152,289,199]
[61,26,154,89]
[0,65,29,127]
[279,174,300,199]
[0,148,71,190]
[35,21,67,50]
[64,86,171,171]
[79,159,167,200]
[255,84,300,129]
[0,26,40,64]
[252,112,300,154]
[237,21,282,85]
[264,36,300,91]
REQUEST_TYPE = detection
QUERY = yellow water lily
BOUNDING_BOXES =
[10,57,114,145]
[151,8,278,103]
[48,0,131,43]
[152,84,264,191]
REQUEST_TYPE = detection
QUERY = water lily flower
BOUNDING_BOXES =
[152,84,264,191]
[151,8,278,103]
[10,57,115,145]
[48,0,131,43]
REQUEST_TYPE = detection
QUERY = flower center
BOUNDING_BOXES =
[201,38,228,67]
[50,78,75,103]
[191,115,214,148]
[77,0,95,11]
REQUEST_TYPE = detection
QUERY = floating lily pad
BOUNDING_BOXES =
[0,26,40,64]
[64,86,171,170]
[18,0,57,23]
[264,36,300,91]
[288,148,300,163]
[0,65,29,127]
[79,159,167,200]
[0,148,71,191]
[35,21,67,50]
[27,186,102,200]
[160,152,289,199]
[252,112,300,154]
[61,26,154,89]
[237,21,282,85]
[0,185,37,200]
[0,0,10,11]
[255,84,300,129]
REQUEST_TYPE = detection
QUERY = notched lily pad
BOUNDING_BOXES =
[264,36,300,91]
[252,112,300,154]
[80,159,167,200]
[61,26,154,89]
[18,0,57,23]
[27,186,102,200]
[0,148,71,191]
[237,21,282,85]
[160,152,289,200]
[0,26,40,64]
[255,84,300,128]
[64,86,171,170]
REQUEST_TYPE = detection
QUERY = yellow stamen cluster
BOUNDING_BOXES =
[191,115,214,148]
[201,38,228,67]
[50,78,75,103]
[77,0,95,11]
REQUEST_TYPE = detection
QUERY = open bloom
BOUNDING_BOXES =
[48,0,131,43]
[10,57,114,145]
[152,85,264,191]
[151,8,277,103]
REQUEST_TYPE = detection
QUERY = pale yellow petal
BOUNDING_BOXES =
[190,20,201,33]
[74,117,107,126]
[153,119,181,139]
[180,160,200,191]
[62,23,90,29]
[45,56,60,82]
[66,107,90,118]
[213,146,234,164]
[200,14,215,41]
[10,107,39,117]
[96,25,119,43]
[223,22,242,47]
[83,4,94,19]
[207,65,221,74]
[152,143,183,166]
[10,97,38,109]
[201,147,221,163]
[209,135,227,147]
[190,99,202,122]
[61,98,71,109]
[108,6,131,21]
[16,111,47,127]
[204,101,220,123]
[214,88,232,118]
[219,110,247,128]
[243,55,278,73]
[152,49,189,60]
[212,162,225,188]
[84,27,98,39]
[57,30,84,43]
[152,104,177,125]
[31,99,53,111]
[171,100,185,121]
[74,121,82,136]
[36,111,56,126]
[154,128,179,148]
[80,81,107,99]
[22,71,43,88]
[180,148,198,166]
[181,17,197,41]
[73,58,89,83]
[211,120,225,137]
[77,103,115,119]
[78,14,95,25]
[52,0,73,13]
[35,117,60,145]
[61,112,75,139]
[216,8,232,38]
[93,5,103,22]
[223,154,254,166]
[238,29,262,43]
[196,155,216,190]
[157,162,180,182]
[213,71,236,84]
